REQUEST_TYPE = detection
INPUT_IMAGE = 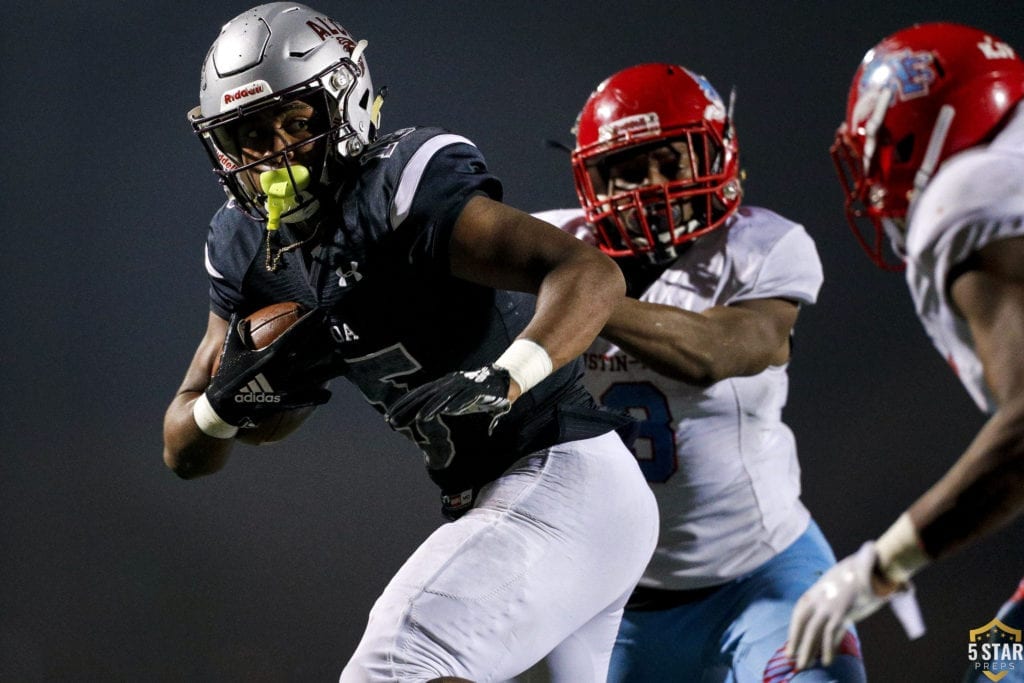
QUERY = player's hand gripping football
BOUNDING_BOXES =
[205,308,336,429]
[786,541,924,670]
[386,365,512,431]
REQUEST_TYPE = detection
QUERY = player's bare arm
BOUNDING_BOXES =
[909,234,1024,559]
[449,194,626,377]
[163,312,234,478]
[601,297,798,385]
[387,195,625,425]
[164,307,330,477]
[789,24,1024,674]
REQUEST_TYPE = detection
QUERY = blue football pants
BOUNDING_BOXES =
[608,520,867,682]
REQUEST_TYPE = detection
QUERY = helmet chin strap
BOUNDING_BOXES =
[911,105,955,201]
[862,87,893,176]
[879,106,954,261]
[904,104,955,231]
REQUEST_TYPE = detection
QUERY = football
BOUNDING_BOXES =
[243,301,305,350]
[236,403,316,445]
[212,301,317,445]
[211,302,305,376]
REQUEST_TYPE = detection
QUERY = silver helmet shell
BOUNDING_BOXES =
[188,2,378,221]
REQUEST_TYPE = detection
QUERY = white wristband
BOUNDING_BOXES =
[494,339,553,395]
[192,394,239,439]
[875,512,930,584]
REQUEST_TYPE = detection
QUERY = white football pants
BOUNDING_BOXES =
[339,430,658,683]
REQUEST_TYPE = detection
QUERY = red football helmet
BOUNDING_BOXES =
[572,64,742,263]
[833,22,1024,270]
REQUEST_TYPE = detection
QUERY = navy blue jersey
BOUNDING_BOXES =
[204,127,627,515]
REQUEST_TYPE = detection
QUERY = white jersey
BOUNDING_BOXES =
[905,106,1024,414]
[535,206,824,589]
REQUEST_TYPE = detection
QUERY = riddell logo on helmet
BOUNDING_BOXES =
[224,84,263,104]
[598,113,661,142]
[216,150,237,171]
[220,80,272,111]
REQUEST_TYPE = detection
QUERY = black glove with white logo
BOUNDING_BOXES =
[205,309,335,429]
[387,365,512,431]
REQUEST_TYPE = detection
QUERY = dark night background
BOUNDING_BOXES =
[3,2,1023,681]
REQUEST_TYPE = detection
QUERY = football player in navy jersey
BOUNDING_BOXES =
[535,64,866,681]
[161,4,658,682]
[786,24,1024,681]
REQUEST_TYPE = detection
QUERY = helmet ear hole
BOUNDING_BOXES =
[894,134,916,163]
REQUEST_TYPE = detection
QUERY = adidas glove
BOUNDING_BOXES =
[386,365,511,431]
[195,308,335,437]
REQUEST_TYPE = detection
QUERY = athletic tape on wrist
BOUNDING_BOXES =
[192,394,239,439]
[494,339,553,395]
[875,512,930,584]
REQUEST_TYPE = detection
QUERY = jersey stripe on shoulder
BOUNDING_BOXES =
[204,243,226,280]
[390,133,475,229]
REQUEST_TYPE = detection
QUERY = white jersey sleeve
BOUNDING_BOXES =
[721,209,823,306]
[535,205,823,589]
[904,106,1024,413]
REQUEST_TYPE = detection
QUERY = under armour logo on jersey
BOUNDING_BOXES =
[336,261,363,287]
[234,374,281,404]
[978,35,1016,60]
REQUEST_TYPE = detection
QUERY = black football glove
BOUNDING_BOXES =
[386,364,512,432]
[206,308,336,429]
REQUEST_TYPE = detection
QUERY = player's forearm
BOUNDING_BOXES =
[448,197,625,372]
[602,299,717,384]
[908,396,1024,560]
[602,298,774,385]
[867,403,1024,588]
[162,392,233,479]
[523,250,625,370]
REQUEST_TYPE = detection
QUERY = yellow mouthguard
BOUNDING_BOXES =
[260,165,311,231]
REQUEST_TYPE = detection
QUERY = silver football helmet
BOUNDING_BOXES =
[188,2,382,224]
